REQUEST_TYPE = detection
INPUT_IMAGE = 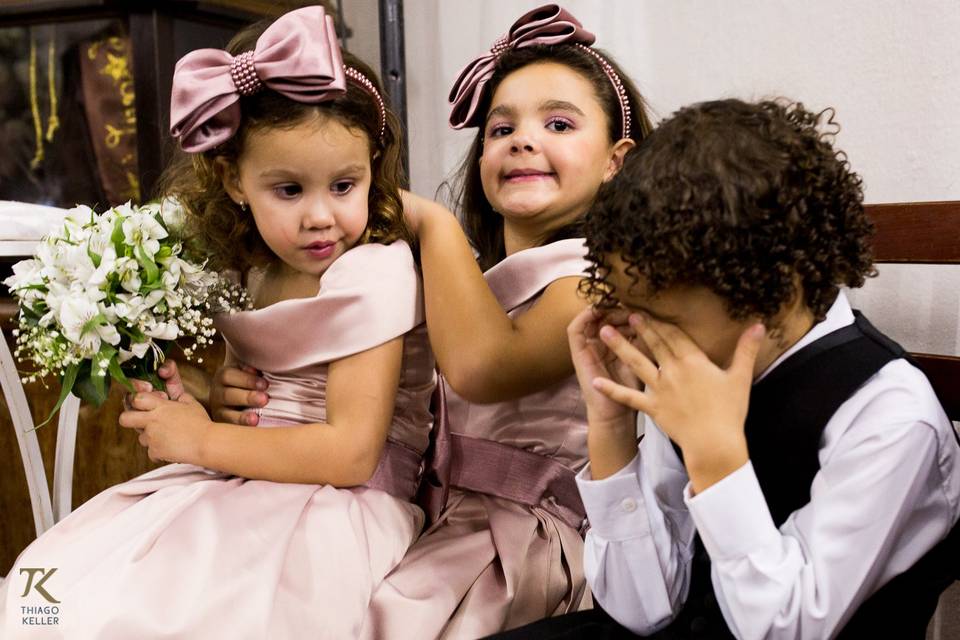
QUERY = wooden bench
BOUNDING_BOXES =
[866,200,960,640]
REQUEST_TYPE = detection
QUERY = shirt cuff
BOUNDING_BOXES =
[685,461,780,560]
[577,454,652,541]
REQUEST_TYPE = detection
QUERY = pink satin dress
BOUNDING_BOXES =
[361,239,592,640]
[0,241,435,640]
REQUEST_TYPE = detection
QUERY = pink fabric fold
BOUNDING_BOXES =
[215,241,422,373]
[170,5,345,152]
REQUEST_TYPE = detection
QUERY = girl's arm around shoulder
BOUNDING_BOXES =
[124,337,404,486]
[414,195,587,403]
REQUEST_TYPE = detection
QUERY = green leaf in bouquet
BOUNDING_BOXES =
[21,306,42,323]
[157,245,172,260]
[32,361,80,430]
[74,363,109,407]
[108,356,134,393]
[87,245,102,268]
[118,324,146,343]
[80,313,108,337]
[135,245,160,285]
[111,217,126,255]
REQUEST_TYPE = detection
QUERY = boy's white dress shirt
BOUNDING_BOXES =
[577,292,960,639]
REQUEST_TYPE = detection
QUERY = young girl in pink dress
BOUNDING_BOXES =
[360,5,654,638]
[0,7,433,639]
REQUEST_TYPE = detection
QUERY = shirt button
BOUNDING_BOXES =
[620,498,638,512]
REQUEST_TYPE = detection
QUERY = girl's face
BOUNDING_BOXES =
[479,62,630,238]
[225,115,371,277]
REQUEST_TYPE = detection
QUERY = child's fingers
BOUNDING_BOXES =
[218,366,268,391]
[130,393,163,411]
[158,360,186,400]
[625,315,675,366]
[730,323,765,380]
[592,376,651,414]
[131,379,153,393]
[599,325,659,384]
[633,314,699,360]
[219,387,268,410]
[567,306,602,341]
[118,409,149,430]
[214,407,259,426]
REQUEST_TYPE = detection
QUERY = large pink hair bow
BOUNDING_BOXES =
[170,6,345,153]
[448,4,595,130]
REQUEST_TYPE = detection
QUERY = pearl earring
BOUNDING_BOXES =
[239,200,248,212]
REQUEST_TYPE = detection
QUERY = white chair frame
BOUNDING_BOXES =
[1,322,80,538]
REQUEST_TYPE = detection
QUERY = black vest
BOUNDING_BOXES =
[665,311,960,639]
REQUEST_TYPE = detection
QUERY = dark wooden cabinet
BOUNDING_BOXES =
[0,1,323,206]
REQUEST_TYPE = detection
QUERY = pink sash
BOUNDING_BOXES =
[417,239,589,530]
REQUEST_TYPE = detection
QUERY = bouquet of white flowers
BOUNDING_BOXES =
[3,199,248,422]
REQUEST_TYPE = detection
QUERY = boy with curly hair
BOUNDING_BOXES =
[494,99,960,639]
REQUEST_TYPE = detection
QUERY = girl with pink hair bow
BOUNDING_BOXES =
[1,7,435,639]
[364,4,654,638]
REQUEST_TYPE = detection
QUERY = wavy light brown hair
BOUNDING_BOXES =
[157,17,411,273]
[444,44,653,271]
[583,99,876,323]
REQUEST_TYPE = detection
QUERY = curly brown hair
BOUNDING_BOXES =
[156,17,411,273]
[583,99,876,322]
[444,44,654,271]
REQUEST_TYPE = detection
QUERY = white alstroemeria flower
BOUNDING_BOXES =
[84,245,118,293]
[113,201,136,218]
[112,293,147,321]
[61,205,94,240]
[53,243,95,286]
[4,258,43,290]
[144,320,178,341]
[36,240,67,285]
[114,256,142,293]
[143,289,165,309]
[87,225,114,259]
[161,268,184,299]
[4,259,45,308]
[40,281,71,327]
[175,258,216,295]
[59,296,120,357]
[118,340,152,363]
[122,211,168,257]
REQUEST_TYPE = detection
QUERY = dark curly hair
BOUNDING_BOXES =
[156,16,411,273]
[583,98,876,323]
[444,44,653,271]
